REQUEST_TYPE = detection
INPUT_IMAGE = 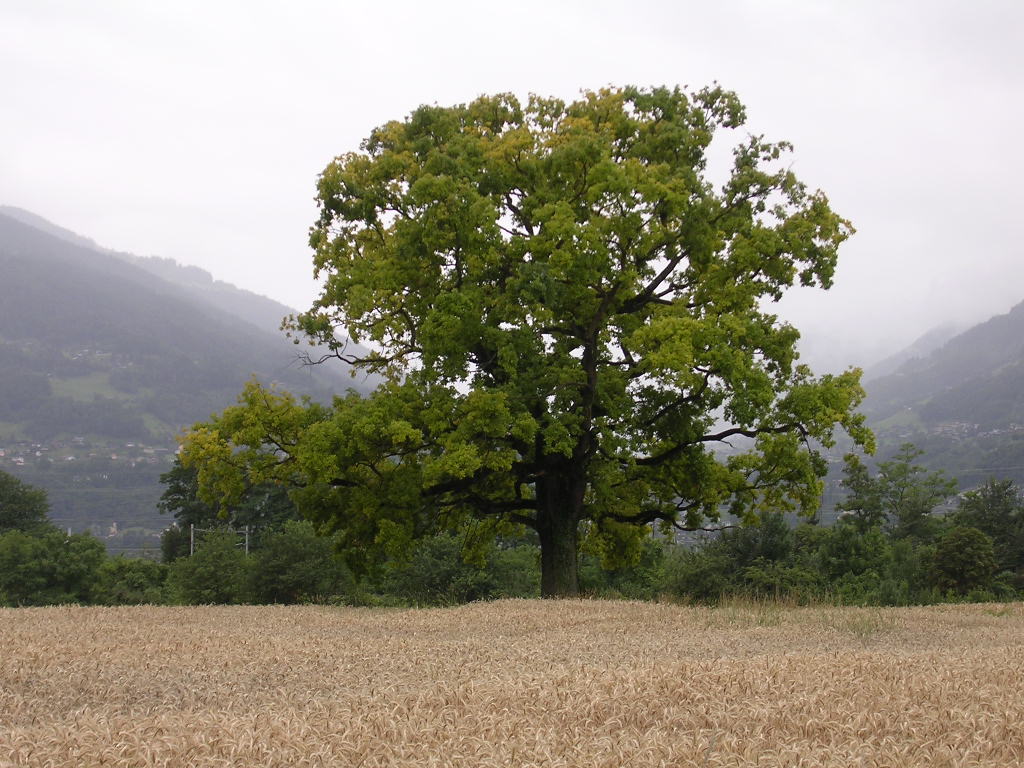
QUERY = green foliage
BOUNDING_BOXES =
[381,533,541,606]
[182,85,869,596]
[815,521,891,581]
[158,458,302,562]
[383,534,489,606]
[160,524,191,563]
[740,559,822,601]
[247,520,353,604]
[718,512,794,566]
[659,499,1016,608]
[93,556,168,605]
[488,542,542,599]
[837,444,957,541]
[579,536,666,600]
[663,546,734,603]
[0,469,51,534]
[932,526,998,595]
[0,529,105,606]
[158,459,219,533]
[953,478,1024,579]
[165,529,248,604]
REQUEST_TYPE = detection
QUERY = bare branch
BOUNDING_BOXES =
[636,422,809,467]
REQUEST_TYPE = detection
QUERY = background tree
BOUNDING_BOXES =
[837,444,956,541]
[0,529,105,606]
[953,478,1024,579]
[159,457,299,561]
[0,468,51,534]
[183,86,870,596]
[932,526,998,595]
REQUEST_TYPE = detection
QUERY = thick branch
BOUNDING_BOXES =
[636,422,809,467]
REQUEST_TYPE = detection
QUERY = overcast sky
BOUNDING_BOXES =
[2,1,1021,371]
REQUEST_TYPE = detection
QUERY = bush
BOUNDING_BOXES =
[166,529,249,604]
[0,528,106,606]
[247,520,353,604]
[719,513,793,567]
[489,543,541,599]
[94,556,168,605]
[741,559,823,602]
[816,521,891,581]
[932,526,998,595]
[662,547,735,603]
[579,538,666,600]
[383,534,498,606]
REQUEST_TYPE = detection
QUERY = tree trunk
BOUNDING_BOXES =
[535,471,582,598]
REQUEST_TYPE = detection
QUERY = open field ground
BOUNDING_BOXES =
[1,600,1022,767]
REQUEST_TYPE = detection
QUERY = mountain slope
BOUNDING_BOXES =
[0,204,337,358]
[864,300,1024,426]
[863,322,964,381]
[0,211,372,437]
[862,299,1024,486]
[0,209,372,548]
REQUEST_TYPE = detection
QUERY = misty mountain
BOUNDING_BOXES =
[0,208,371,547]
[862,299,1024,487]
[863,323,965,381]
[864,300,1024,426]
[1,204,314,344]
[0,209,374,436]
[0,205,106,252]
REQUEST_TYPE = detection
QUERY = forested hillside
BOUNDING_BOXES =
[0,210,370,549]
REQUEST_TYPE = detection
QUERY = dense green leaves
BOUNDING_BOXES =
[0,528,106,606]
[0,468,51,534]
[837,444,957,539]
[183,86,870,595]
[93,556,168,605]
[953,478,1024,577]
[166,529,248,604]
[933,526,998,595]
[247,521,353,604]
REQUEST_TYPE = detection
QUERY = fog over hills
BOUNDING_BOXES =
[0,208,372,549]
[864,300,1024,427]
[862,324,966,382]
[0,204,353,363]
[856,299,1024,489]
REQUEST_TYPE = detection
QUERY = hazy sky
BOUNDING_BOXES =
[2,1,1021,371]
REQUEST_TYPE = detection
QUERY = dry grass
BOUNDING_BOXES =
[1,600,1022,767]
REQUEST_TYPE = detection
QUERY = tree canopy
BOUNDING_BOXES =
[837,444,956,539]
[182,85,870,596]
[0,468,51,534]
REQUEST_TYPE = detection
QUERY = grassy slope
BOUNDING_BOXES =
[1,600,1022,767]
[49,372,125,402]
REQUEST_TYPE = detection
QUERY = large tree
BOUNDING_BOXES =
[183,86,871,596]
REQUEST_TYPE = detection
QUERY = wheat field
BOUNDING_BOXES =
[1,600,1022,767]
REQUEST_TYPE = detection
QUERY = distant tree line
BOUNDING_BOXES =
[2,445,1022,607]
